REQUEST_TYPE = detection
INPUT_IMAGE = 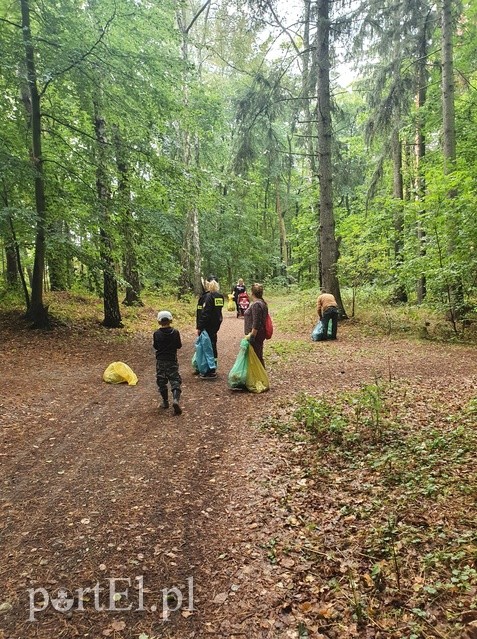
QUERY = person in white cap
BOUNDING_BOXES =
[153,311,182,414]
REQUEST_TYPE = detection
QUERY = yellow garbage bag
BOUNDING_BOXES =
[227,293,235,312]
[103,361,138,386]
[246,347,270,393]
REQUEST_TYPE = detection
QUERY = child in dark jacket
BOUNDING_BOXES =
[153,311,182,415]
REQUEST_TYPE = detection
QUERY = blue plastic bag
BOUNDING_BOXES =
[194,330,216,375]
[228,338,250,389]
[311,320,332,341]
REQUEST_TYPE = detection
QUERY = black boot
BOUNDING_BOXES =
[172,389,182,415]
[159,389,169,409]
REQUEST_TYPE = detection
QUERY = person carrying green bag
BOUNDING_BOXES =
[244,282,269,366]
[228,337,269,393]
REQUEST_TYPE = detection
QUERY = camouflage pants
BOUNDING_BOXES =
[155,360,182,393]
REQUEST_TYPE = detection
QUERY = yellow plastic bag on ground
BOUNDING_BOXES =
[246,347,269,393]
[227,294,236,312]
[103,361,138,386]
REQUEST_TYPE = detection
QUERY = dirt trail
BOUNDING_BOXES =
[0,310,275,639]
[1,310,477,638]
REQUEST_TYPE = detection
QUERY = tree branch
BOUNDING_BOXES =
[39,9,117,97]
[456,67,477,91]
[203,45,255,77]
[42,112,153,159]
[0,16,22,28]
[42,158,97,193]
[42,127,98,167]
[264,0,302,59]
[185,0,211,34]
[42,112,98,142]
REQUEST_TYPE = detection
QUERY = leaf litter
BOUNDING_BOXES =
[1,304,477,638]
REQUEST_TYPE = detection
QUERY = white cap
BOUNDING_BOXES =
[157,310,173,322]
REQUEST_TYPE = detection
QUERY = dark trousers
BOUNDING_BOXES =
[206,330,218,362]
[321,307,338,340]
[156,360,182,393]
[252,329,266,366]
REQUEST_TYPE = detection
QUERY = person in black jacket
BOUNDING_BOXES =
[196,276,224,379]
[153,310,182,414]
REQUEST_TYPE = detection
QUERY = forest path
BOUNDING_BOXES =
[1,308,477,638]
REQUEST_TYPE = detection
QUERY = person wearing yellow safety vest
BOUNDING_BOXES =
[196,276,224,379]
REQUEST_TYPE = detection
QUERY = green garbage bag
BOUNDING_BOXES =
[228,338,249,390]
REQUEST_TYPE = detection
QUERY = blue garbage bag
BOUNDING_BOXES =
[311,320,332,341]
[228,338,250,389]
[194,330,216,374]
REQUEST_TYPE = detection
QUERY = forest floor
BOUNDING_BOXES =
[1,299,477,639]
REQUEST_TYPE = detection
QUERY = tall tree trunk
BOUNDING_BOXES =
[177,6,203,296]
[48,220,69,291]
[20,0,49,327]
[2,184,18,287]
[316,0,347,316]
[441,0,462,322]
[441,0,456,175]
[8,220,30,308]
[415,17,429,303]
[113,127,142,306]
[302,0,320,281]
[5,242,18,287]
[93,98,123,328]
[276,181,288,272]
[391,127,407,302]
